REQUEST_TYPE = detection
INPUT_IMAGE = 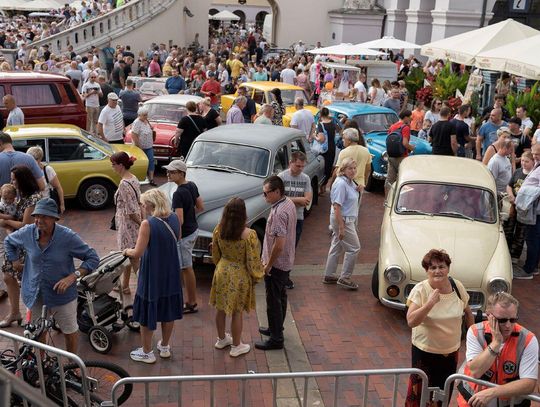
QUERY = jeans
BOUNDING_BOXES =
[524,215,540,274]
[264,267,289,343]
[295,219,304,248]
[324,215,360,279]
[386,156,404,190]
[143,148,155,172]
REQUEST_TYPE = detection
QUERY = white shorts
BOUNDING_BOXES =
[31,296,78,335]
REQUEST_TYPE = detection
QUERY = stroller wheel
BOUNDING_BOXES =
[88,326,113,354]
[123,305,140,332]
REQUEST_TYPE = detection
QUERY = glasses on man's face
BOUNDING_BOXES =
[495,317,519,324]
[263,189,275,197]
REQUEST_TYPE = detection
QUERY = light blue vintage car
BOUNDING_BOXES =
[326,102,432,191]
[160,124,326,261]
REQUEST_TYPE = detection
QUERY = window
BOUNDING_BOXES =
[12,138,46,156]
[253,90,265,105]
[48,138,104,162]
[11,84,60,106]
[273,145,288,174]
[0,86,5,106]
[63,84,78,103]
[290,139,306,154]
[395,183,497,223]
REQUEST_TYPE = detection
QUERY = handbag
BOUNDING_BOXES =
[311,122,329,155]
[110,180,140,231]
[43,165,61,211]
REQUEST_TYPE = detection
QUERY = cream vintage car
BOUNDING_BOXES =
[373,155,512,312]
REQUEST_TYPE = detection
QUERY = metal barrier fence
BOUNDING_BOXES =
[0,329,92,407]
[102,368,429,407]
[442,373,540,406]
[0,366,57,407]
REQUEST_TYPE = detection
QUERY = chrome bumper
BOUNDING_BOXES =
[380,297,484,312]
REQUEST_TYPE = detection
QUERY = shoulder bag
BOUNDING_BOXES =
[43,165,61,210]
[110,180,140,231]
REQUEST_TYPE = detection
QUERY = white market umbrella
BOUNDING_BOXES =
[210,10,241,21]
[421,19,540,65]
[308,43,383,57]
[475,34,540,80]
[356,36,421,50]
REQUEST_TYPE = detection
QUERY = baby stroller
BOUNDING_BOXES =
[77,251,140,354]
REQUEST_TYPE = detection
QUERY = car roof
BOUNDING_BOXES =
[398,156,497,190]
[144,94,203,105]
[198,124,305,149]
[327,102,397,117]
[0,71,70,82]
[4,124,82,137]
[240,81,303,91]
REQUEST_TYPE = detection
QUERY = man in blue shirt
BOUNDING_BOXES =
[476,108,507,160]
[0,132,45,189]
[5,198,99,352]
[165,69,186,95]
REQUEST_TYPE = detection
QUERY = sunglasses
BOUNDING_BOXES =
[495,317,518,324]
[263,189,275,197]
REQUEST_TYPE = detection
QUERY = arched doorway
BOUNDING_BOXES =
[209,8,220,29]
[255,11,268,28]
[489,0,540,28]
[233,10,246,27]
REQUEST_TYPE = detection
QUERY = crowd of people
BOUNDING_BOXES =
[0,19,537,404]
[0,0,127,52]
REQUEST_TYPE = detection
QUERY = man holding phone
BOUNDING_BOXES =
[457,292,538,407]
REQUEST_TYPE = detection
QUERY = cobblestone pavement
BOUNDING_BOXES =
[0,176,539,406]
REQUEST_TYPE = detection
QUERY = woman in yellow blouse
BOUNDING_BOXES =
[210,197,263,358]
[405,249,474,406]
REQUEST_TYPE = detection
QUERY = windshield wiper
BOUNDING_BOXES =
[397,208,433,216]
[439,211,475,221]
[204,164,250,175]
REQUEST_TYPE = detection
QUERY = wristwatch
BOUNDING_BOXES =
[74,270,81,278]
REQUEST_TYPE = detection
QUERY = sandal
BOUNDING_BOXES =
[183,303,198,314]
[149,180,157,187]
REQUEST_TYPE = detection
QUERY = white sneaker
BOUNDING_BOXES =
[157,340,171,358]
[230,343,250,357]
[215,333,233,349]
[130,347,156,364]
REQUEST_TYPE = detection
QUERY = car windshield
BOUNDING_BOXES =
[186,141,270,177]
[279,89,309,106]
[139,82,168,96]
[395,183,497,223]
[147,103,186,123]
[82,129,114,154]
[352,113,398,133]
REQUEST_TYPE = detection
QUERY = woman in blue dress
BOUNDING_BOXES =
[124,189,183,364]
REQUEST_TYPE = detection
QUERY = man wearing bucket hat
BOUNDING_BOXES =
[97,92,125,144]
[4,198,99,352]
[164,159,204,315]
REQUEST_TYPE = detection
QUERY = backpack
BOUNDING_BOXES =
[386,125,407,158]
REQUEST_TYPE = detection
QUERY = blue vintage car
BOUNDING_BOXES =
[326,102,432,191]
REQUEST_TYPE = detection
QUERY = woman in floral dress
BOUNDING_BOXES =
[111,152,142,295]
[0,166,41,327]
[210,197,264,358]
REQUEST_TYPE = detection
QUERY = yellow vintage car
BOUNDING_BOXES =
[5,124,148,210]
[220,81,318,127]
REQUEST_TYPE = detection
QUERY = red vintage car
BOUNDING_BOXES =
[125,94,204,161]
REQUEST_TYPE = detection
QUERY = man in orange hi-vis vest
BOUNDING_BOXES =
[458,292,538,407]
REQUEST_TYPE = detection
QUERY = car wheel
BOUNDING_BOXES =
[371,262,379,299]
[78,179,114,210]
[252,223,265,251]
[364,167,375,192]
[304,178,318,218]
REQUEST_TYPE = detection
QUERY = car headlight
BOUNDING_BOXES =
[488,278,510,294]
[384,266,405,284]
[381,151,389,162]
